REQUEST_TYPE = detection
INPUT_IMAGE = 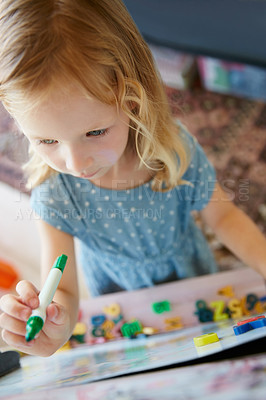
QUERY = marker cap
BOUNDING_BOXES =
[52,254,67,273]
[25,316,44,342]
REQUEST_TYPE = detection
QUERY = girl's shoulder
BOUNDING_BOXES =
[176,120,197,150]
[30,173,89,205]
[176,119,211,163]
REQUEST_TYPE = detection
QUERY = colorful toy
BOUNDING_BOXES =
[237,315,265,326]
[91,315,106,326]
[121,320,142,337]
[194,300,214,323]
[164,316,183,331]
[152,300,171,314]
[142,327,159,336]
[233,316,266,336]
[217,285,235,297]
[193,332,219,347]
[194,292,266,323]
[210,300,228,321]
[101,320,115,340]
[103,303,121,317]
[70,322,87,344]
[92,327,105,338]
[0,259,19,289]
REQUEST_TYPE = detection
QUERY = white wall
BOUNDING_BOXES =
[0,182,40,288]
[0,182,89,296]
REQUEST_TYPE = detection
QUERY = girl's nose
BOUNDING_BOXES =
[64,145,93,173]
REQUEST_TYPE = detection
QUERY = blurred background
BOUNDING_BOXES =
[1,0,266,316]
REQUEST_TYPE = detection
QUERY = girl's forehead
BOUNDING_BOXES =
[16,86,115,116]
[13,89,120,135]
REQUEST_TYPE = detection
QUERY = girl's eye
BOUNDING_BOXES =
[86,128,107,137]
[39,139,58,145]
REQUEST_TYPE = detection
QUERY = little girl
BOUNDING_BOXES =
[0,0,265,356]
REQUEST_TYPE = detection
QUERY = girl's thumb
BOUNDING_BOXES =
[46,303,66,325]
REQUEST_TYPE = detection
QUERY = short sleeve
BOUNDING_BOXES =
[30,175,77,236]
[178,123,217,211]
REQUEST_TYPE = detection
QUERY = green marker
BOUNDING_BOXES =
[25,254,68,342]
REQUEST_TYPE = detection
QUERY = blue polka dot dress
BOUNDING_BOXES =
[31,124,218,296]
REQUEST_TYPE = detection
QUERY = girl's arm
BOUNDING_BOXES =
[0,221,79,356]
[200,183,266,278]
[36,219,80,347]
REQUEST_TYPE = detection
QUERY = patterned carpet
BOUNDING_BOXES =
[0,86,266,270]
[0,103,28,192]
[166,86,266,234]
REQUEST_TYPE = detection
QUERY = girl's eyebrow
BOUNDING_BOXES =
[81,117,117,134]
[27,113,117,140]
[31,123,112,140]
[84,125,108,132]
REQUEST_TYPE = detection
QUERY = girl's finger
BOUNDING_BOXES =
[43,303,69,340]
[0,312,27,336]
[16,280,40,309]
[2,326,61,357]
[1,329,34,350]
[0,294,32,322]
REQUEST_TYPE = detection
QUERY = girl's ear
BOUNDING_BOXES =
[127,100,137,111]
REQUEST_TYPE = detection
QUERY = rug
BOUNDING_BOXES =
[0,103,28,192]
[0,86,265,271]
[165,86,266,270]
[165,86,266,233]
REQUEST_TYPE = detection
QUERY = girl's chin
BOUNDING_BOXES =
[54,167,109,180]
[80,168,106,179]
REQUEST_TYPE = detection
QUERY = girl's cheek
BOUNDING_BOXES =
[97,150,119,165]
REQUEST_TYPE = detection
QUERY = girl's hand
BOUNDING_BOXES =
[0,280,70,356]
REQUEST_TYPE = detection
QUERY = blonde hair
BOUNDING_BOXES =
[0,0,190,191]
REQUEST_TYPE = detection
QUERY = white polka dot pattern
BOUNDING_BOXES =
[31,124,218,295]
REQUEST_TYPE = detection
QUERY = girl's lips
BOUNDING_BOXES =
[80,168,101,178]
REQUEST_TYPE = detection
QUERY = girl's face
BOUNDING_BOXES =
[13,88,131,181]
